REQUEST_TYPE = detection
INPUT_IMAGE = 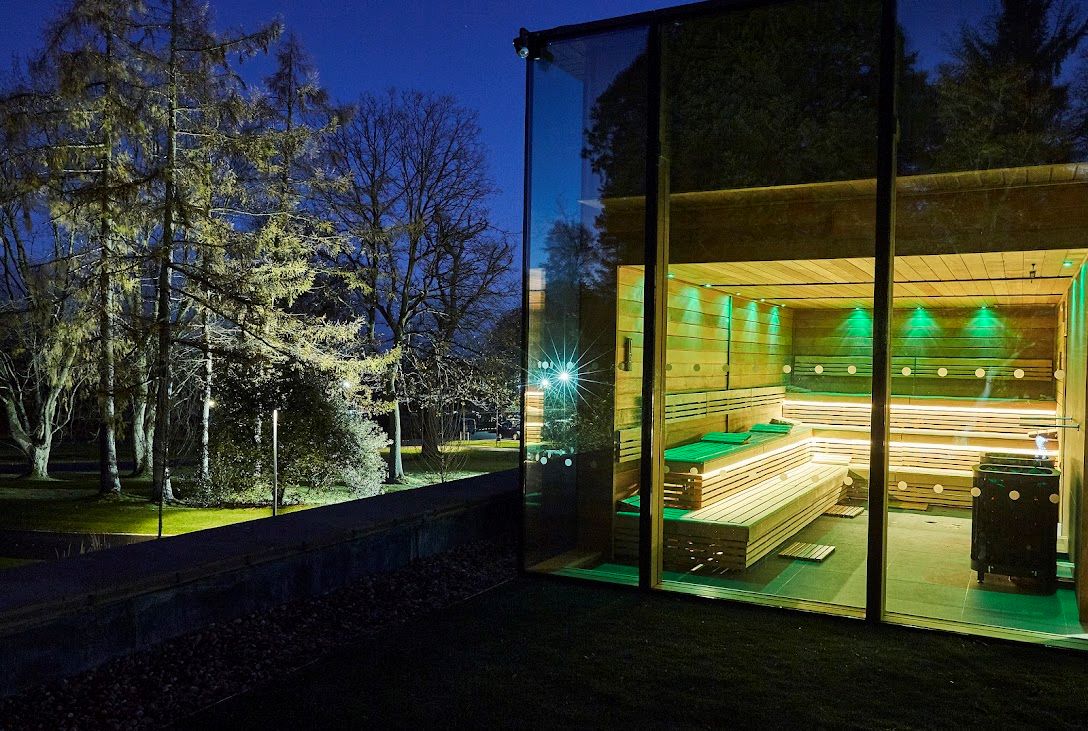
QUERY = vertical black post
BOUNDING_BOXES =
[639,24,667,591]
[867,0,898,623]
[517,54,534,575]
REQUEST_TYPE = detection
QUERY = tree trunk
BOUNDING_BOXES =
[98,232,121,495]
[385,370,405,483]
[151,241,173,503]
[28,441,50,480]
[420,405,442,461]
[130,369,150,477]
[253,412,263,480]
[198,307,212,485]
[96,29,121,497]
[152,7,178,505]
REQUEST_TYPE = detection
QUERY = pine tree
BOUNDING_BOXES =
[26,0,152,494]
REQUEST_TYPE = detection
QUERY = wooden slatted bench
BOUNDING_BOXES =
[663,425,814,510]
[784,395,1057,509]
[615,455,850,571]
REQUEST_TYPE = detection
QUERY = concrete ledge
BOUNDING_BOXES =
[0,470,519,697]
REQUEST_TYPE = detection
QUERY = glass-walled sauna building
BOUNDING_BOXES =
[518,0,1088,645]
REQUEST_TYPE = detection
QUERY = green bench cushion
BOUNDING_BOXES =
[702,432,752,445]
[618,494,689,519]
[663,441,746,463]
[750,422,793,434]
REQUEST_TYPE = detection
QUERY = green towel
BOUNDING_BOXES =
[702,431,752,445]
[750,422,792,434]
[663,441,742,463]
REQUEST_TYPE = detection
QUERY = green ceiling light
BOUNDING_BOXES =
[667,272,675,279]
[1063,260,1074,268]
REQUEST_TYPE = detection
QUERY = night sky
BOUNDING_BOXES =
[0,0,994,241]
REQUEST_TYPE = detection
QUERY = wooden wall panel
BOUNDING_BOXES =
[1062,265,1088,620]
[616,269,731,429]
[790,306,1058,399]
[616,267,792,451]
[729,299,793,389]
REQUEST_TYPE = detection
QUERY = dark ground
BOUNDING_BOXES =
[191,575,1088,730]
[0,540,517,730]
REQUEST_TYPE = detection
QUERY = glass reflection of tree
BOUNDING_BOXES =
[538,216,616,455]
[929,0,1088,173]
[585,0,887,194]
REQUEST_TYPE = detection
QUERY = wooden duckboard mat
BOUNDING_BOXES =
[779,542,836,562]
[823,504,865,518]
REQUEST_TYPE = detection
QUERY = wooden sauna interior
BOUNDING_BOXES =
[599,163,1088,590]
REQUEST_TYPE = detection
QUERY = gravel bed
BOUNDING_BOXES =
[0,539,517,730]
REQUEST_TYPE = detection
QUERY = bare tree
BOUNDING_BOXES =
[0,203,90,478]
[321,90,508,481]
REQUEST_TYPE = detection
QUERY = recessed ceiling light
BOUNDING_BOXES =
[1063,260,1074,267]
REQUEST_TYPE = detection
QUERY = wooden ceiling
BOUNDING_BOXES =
[666,249,1088,309]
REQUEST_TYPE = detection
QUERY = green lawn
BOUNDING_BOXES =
[389,442,519,489]
[0,442,518,536]
[0,483,305,536]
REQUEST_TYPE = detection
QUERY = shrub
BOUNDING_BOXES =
[190,361,388,506]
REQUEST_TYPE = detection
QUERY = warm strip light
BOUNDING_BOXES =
[783,400,1057,417]
[698,440,806,480]
[812,436,1058,457]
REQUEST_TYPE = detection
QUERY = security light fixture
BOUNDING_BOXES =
[513,28,548,61]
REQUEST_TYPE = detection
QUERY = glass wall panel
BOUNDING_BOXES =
[523,28,649,583]
[889,0,1088,639]
[655,0,880,611]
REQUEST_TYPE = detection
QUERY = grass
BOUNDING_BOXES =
[0,478,306,535]
[384,441,519,490]
[0,441,518,536]
[193,577,1088,729]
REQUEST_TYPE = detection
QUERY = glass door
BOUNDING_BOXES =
[652,0,882,613]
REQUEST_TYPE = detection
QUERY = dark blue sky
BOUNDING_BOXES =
[0,0,991,238]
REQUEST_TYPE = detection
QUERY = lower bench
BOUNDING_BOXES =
[615,457,850,571]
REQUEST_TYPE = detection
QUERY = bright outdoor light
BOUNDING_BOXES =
[557,370,571,383]
[540,378,552,390]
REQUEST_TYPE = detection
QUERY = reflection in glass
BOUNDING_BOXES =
[887,0,1088,639]
[647,0,880,612]
[523,29,648,580]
